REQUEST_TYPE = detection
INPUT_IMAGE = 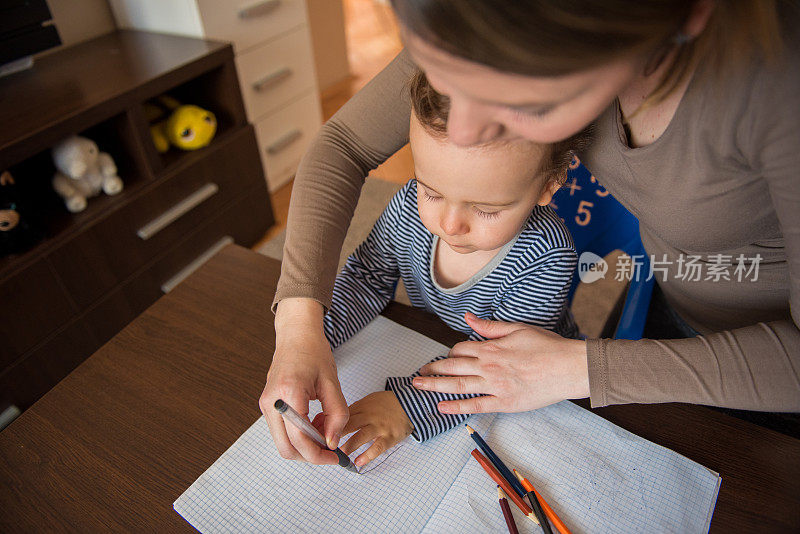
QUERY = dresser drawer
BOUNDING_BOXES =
[198,0,306,54]
[0,259,76,370]
[253,91,322,191]
[0,318,97,412]
[49,127,265,310]
[235,24,317,122]
[85,183,272,345]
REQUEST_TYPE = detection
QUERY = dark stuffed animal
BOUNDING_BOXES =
[0,171,41,257]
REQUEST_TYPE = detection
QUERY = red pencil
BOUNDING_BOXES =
[470,449,539,524]
[498,486,519,534]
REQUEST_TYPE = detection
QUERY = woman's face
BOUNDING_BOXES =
[405,31,642,146]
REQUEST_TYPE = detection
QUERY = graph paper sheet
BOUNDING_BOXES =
[174,316,721,533]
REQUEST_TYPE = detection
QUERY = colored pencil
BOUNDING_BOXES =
[514,469,571,534]
[498,486,519,534]
[465,424,527,497]
[471,449,539,524]
[509,469,549,533]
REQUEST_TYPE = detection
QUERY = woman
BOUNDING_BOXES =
[260,0,800,466]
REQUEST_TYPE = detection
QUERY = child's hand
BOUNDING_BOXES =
[339,391,413,468]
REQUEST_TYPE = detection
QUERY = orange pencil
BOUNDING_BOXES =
[513,469,572,534]
[470,449,539,525]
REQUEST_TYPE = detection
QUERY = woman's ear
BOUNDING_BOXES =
[536,178,562,206]
[684,0,716,40]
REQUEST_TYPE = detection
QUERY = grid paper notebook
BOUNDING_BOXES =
[174,316,721,533]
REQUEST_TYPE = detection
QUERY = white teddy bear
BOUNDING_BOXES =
[52,135,123,213]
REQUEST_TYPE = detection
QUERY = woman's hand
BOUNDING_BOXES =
[259,298,349,465]
[412,312,590,414]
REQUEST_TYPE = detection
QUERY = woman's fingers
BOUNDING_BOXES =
[464,312,527,339]
[418,355,480,376]
[317,376,349,449]
[412,374,485,395]
[445,340,485,359]
[437,395,500,415]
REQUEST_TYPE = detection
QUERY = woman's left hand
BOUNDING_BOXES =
[412,312,591,414]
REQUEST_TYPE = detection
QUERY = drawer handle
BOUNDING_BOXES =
[238,0,281,18]
[161,236,234,293]
[253,67,293,92]
[0,405,21,431]
[267,129,302,154]
[137,183,219,241]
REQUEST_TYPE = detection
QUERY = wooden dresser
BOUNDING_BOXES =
[109,0,324,191]
[0,30,274,414]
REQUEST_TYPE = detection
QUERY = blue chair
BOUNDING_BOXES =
[550,158,654,340]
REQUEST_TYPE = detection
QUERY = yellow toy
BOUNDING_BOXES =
[146,95,217,153]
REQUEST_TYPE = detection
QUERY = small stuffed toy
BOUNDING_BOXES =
[0,170,42,257]
[146,95,217,153]
[51,135,123,213]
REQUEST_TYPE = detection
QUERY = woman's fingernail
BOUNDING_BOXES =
[438,403,450,413]
[413,378,425,388]
[327,434,339,449]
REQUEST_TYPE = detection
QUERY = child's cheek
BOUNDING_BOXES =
[417,201,438,235]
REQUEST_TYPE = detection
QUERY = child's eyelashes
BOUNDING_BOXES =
[473,207,501,220]
[422,189,501,220]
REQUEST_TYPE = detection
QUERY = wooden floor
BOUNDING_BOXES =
[257,0,413,245]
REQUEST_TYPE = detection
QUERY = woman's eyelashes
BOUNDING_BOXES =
[508,105,554,121]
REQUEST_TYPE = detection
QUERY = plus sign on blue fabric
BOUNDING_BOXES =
[550,158,654,340]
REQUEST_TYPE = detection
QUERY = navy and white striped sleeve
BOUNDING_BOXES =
[323,186,408,349]
[386,356,478,442]
[385,248,577,442]
[486,247,577,338]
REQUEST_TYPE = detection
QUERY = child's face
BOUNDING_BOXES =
[410,115,559,254]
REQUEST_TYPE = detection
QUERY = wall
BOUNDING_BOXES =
[44,0,116,50]
[306,0,350,91]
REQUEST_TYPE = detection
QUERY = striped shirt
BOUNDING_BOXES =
[324,179,578,442]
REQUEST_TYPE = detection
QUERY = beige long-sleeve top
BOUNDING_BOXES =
[275,28,800,411]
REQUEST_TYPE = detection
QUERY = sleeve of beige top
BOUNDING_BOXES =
[586,30,800,412]
[273,49,417,311]
[586,321,800,411]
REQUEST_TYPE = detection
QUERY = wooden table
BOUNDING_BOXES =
[1,245,798,532]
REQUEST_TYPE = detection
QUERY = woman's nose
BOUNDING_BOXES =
[446,97,504,146]
[440,208,469,236]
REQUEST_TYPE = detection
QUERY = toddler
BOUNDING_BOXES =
[323,72,588,468]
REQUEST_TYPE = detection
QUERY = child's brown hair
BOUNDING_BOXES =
[409,70,590,186]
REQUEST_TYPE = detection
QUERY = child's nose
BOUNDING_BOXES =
[440,209,469,236]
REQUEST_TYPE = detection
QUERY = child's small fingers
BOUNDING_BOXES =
[339,426,376,455]
[341,412,370,436]
[355,438,389,468]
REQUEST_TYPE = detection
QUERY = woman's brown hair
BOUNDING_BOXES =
[393,0,784,109]
[409,70,589,185]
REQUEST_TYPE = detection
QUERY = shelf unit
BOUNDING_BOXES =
[0,30,274,413]
[109,0,324,192]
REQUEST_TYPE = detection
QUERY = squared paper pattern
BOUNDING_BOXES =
[174,316,720,533]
